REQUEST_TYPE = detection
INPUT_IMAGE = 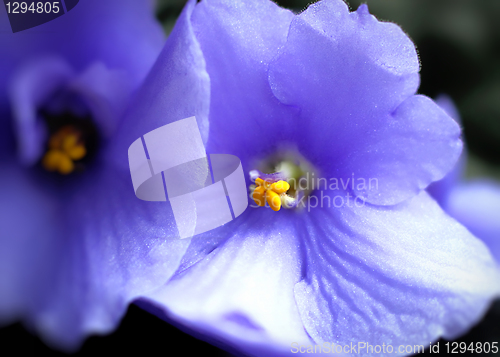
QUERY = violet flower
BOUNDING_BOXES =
[0,0,188,351]
[429,96,500,263]
[106,0,500,355]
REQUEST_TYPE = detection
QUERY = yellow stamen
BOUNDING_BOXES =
[66,145,86,160]
[42,126,87,174]
[62,134,79,152]
[255,177,265,186]
[57,154,74,175]
[41,149,74,175]
[42,150,65,171]
[48,133,63,149]
[252,185,266,206]
[271,181,290,194]
[266,190,281,211]
[251,178,290,211]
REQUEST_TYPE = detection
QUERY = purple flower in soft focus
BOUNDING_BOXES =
[429,96,500,263]
[0,0,192,351]
[106,0,500,355]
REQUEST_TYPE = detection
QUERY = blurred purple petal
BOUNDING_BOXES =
[0,0,169,350]
[446,181,500,262]
[10,58,133,165]
[0,161,191,350]
[67,63,132,137]
[0,161,60,324]
[427,96,500,263]
[427,95,466,209]
[37,166,190,349]
[0,0,164,103]
[9,56,74,164]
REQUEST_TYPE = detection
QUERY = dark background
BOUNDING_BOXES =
[1,0,499,355]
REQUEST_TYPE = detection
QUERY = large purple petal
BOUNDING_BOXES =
[294,191,500,350]
[269,0,461,205]
[189,0,296,169]
[446,181,500,263]
[0,161,190,351]
[141,208,313,356]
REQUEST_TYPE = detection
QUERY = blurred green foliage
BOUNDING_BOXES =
[156,0,186,34]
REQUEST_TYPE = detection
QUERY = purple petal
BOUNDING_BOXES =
[2,50,196,343]
[66,63,133,137]
[0,163,190,351]
[140,209,313,356]
[0,0,201,348]
[0,161,60,324]
[0,0,170,349]
[9,56,74,165]
[39,165,190,350]
[10,57,133,164]
[138,298,304,357]
[0,0,164,103]
[294,191,500,348]
[190,0,296,168]
[108,0,210,169]
[427,95,466,209]
[446,181,500,263]
[434,95,461,123]
[269,1,461,205]
[345,95,462,205]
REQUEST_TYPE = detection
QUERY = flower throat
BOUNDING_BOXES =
[249,155,316,212]
[40,111,100,175]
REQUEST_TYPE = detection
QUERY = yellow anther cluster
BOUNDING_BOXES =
[252,177,290,211]
[42,126,87,174]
